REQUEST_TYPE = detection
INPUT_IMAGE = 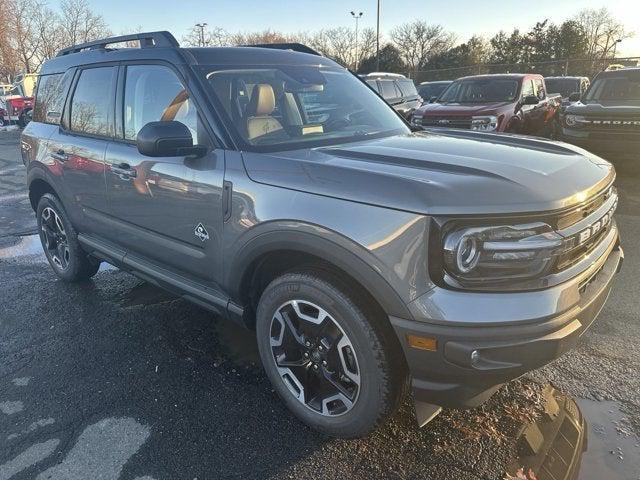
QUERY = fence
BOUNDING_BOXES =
[408,57,640,83]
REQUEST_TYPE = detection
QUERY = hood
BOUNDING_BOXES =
[416,101,513,116]
[241,131,614,216]
[567,101,640,114]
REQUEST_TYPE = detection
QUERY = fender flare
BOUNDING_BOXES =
[226,226,413,320]
[27,166,61,209]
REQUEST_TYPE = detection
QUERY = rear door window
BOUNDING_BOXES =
[379,80,397,99]
[69,67,117,136]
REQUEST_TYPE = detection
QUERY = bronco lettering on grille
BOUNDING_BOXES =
[576,202,617,245]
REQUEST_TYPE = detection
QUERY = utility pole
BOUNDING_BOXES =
[195,22,208,47]
[350,11,363,71]
[376,0,381,71]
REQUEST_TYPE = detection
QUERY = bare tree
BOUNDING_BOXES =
[303,27,375,69]
[182,24,228,47]
[229,29,294,46]
[390,21,455,73]
[5,0,47,73]
[575,7,634,63]
[59,0,110,48]
[34,5,64,68]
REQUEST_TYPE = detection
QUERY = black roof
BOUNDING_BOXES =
[41,31,338,75]
[544,76,587,80]
[594,67,640,78]
[456,73,538,81]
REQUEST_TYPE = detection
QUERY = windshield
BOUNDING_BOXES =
[418,83,450,100]
[439,79,520,103]
[584,72,640,104]
[545,78,580,98]
[202,65,409,152]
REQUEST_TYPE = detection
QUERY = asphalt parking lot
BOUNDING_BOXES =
[1,127,639,480]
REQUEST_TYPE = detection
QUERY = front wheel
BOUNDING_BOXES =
[256,271,406,438]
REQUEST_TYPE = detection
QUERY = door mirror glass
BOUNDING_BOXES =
[569,92,581,102]
[522,95,539,105]
[136,121,205,158]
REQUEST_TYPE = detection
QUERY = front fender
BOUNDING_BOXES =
[225,224,415,320]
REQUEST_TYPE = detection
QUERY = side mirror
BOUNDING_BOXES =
[136,121,206,158]
[429,96,438,103]
[569,92,581,102]
[522,95,539,105]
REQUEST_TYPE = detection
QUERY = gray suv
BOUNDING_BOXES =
[22,32,623,438]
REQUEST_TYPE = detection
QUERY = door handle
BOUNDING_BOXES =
[111,163,137,178]
[50,150,68,162]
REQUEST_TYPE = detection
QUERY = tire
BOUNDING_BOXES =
[256,271,406,438]
[36,193,100,282]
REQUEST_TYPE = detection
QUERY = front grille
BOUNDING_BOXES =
[420,116,472,129]
[556,223,611,271]
[555,186,614,230]
[553,186,617,272]
[579,116,640,131]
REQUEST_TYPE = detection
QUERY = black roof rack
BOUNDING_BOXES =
[244,43,322,56]
[56,31,179,57]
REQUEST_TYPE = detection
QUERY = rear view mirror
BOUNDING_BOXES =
[137,121,206,158]
[522,95,539,105]
[569,92,581,102]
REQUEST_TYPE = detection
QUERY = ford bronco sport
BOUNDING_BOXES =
[22,32,622,438]
[561,67,640,156]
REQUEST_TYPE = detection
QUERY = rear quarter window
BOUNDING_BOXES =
[33,72,73,125]
[69,67,117,137]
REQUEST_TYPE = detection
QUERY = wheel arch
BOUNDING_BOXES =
[227,229,413,325]
[28,171,59,211]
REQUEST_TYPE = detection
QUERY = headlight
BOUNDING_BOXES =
[442,222,566,287]
[564,114,586,127]
[470,115,498,131]
[411,115,423,126]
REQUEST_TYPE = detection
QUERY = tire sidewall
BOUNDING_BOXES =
[256,273,388,437]
[36,194,92,281]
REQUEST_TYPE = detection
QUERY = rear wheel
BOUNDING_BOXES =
[256,271,406,438]
[36,193,100,281]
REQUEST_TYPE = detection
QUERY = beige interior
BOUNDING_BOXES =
[247,84,284,140]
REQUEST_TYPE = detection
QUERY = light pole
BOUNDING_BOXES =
[613,39,622,60]
[350,11,363,71]
[376,0,380,71]
[195,22,208,47]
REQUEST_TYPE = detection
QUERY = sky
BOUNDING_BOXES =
[54,0,640,56]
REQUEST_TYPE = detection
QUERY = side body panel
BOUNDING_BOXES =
[222,150,432,320]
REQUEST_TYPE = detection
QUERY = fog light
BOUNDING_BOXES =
[407,334,437,351]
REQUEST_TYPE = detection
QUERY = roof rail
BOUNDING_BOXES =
[56,31,179,57]
[244,43,322,56]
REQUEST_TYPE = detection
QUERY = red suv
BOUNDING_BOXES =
[412,74,561,137]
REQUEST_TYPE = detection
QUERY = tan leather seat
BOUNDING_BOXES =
[246,84,283,140]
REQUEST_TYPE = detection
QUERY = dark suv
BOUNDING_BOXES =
[561,68,640,156]
[362,73,422,118]
[23,32,622,438]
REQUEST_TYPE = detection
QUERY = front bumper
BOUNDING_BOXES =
[391,228,623,409]
[561,127,640,156]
